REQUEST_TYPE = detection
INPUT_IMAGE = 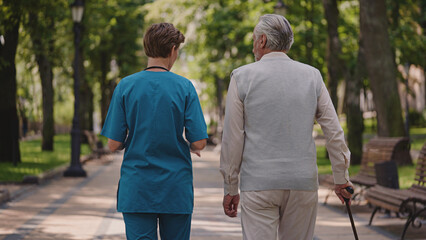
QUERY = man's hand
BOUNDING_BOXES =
[223,194,240,218]
[334,181,354,206]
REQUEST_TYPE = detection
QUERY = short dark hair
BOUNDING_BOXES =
[143,23,185,58]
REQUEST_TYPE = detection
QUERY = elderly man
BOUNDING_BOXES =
[220,14,353,240]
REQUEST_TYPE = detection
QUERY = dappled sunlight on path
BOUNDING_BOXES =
[1,148,425,239]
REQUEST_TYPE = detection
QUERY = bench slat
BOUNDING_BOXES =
[365,198,401,212]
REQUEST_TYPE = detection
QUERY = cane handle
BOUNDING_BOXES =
[343,186,354,203]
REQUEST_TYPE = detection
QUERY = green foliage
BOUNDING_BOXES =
[5,0,425,161]
[408,109,426,127]
[54,91,75,124]
[24,0,69,61]
[337,1,360,69]
[410,127,426,151]
[387,0,426,68]
[189,0,274,114]
[0,135,90,182]
[13,0,147,127]
[13,0,73,124]
[0,0,23,37]
[15,57,41,121]
[86,0,147,80]
[145,0,274,114]
[284,0,327,73]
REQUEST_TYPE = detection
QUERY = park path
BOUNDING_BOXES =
[0,147,424,239]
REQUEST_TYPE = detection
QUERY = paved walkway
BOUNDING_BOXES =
[0,147,424,240]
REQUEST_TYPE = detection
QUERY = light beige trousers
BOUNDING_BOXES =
[241,189,318,240]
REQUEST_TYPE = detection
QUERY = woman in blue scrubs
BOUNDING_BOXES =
[101,23,208,240]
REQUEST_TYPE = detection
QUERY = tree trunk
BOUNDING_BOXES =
[0,3,21,164]
[100,52,113,128]
[345,44,366,165]
[323,0,364,165]
[38,55,55,150]
[359,0,406,137]
[322,0,341,110]
[29,12,55,151]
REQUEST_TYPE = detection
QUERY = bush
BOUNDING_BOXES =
[408,110,426,127]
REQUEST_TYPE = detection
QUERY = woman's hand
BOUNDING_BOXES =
[190,139,207,157]
[190,149,201,157]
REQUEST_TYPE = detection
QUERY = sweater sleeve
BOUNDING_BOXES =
[220,75,245,195]
[315,76,350,184]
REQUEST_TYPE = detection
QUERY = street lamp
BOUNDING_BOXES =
[64,0,86,177]
[71,2,84,23]
[274,0,288,16]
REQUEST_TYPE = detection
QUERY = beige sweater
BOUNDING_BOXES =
[220,52,350,195]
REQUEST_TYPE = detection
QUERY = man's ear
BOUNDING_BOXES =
[260,35,267,48]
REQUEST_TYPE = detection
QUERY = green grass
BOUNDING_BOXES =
[317,145,333,175]
[98,134,108,147]
[317,145,362,176]
[410,127,426,150]
[0,134,90,182]
[398,164,417,189]
[316,145,420,189]
[327,118,426,151]
[316,118,425,189]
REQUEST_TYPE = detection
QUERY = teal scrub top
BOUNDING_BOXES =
[101,70,208,214]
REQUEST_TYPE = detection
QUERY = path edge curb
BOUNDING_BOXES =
[0,153,100,206]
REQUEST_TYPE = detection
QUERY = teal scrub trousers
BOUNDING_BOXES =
[122,213,191,240]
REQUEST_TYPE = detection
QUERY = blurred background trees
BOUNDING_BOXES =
[0,0,425,165]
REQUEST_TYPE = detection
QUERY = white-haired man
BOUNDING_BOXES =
[220,14,354,240]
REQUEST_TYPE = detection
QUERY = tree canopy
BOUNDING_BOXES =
[1,0,424,163]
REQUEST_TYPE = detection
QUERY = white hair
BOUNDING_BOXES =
[254,14,294,51]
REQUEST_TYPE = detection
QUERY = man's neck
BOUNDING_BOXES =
[147,58,171,71]
[258,50,287,60]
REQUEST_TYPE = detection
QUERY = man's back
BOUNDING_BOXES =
[231,52,323,192]
[220,14,352,240]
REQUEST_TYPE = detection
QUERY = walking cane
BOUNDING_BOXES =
[344,186,359,240]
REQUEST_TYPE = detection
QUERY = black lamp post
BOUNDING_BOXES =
[64,0,86,177]
[274,0,288,16]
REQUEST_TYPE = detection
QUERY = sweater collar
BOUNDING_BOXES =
[260,51,291,61]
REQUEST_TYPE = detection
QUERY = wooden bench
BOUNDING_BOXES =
[352,137,411,185]
[83,130,110,157]
[321,137,411,204]
[365,143,426,240]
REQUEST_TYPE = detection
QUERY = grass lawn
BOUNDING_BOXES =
[0,134,91,182]
[317,144,420,189]
[98,134,108,147]
[410,127,426,150]
[316,118,425,189]
[317,145,360,176]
